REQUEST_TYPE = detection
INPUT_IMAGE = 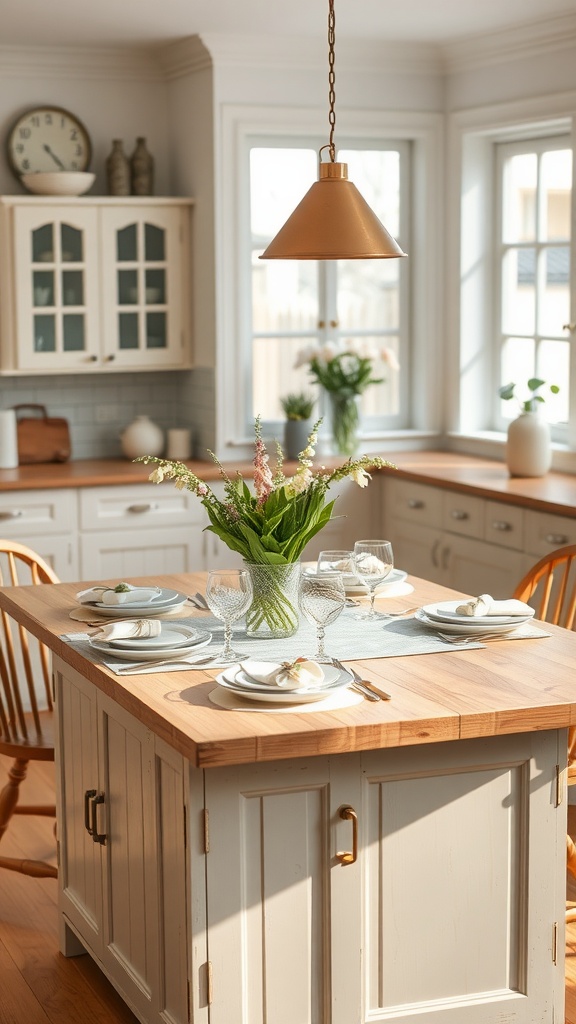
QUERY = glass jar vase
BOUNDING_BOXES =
[244,561,301,639]
[329,392,360,456]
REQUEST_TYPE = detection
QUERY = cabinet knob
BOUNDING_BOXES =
[450,509,469,521]
[336,805,358,865]
[407,498,424,509]
[545,533,569,546]
[105,354,116,362]
[491,520,512,532]
[87,354,98,362]
[0,509,23,520]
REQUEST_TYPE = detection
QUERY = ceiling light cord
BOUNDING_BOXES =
[327,0,336,163]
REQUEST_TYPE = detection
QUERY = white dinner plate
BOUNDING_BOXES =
[81,589,187,617]
[222,663,342,692]
[345,568,408,595]
[216,665,353,703]
[88,629,212,661]
[109,624,201,650]
[422,600,535,626]
[414,608,522,636]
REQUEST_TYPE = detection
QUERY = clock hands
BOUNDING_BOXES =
[43,144,65,171]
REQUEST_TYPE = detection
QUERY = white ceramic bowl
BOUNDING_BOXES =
[21,172,96,196]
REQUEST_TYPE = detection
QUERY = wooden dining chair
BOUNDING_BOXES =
[513,545,576,917]
[0,540,60,878]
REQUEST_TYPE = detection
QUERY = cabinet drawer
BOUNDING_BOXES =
[524,509,576,557]
[385,479,442,528]
[484,501,525,551]
[80,484,203,530]
[441,491,484,539]
[0,488,76,536]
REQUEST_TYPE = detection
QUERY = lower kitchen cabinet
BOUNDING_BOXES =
[54,656,564,1024]
[54,662,189,1024]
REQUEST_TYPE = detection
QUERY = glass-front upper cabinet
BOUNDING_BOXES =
[12,205,100,371]
[0,198,193,375]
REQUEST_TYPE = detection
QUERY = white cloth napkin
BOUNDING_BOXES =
[240,658,325,691]
[455,593,533,617]
[91,619,162,641]
[76,583,162,606]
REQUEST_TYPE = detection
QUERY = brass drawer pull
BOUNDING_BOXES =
[0,509,23,520]
[450,509,469,521]
[491,520,512,532]
[126,502,156,514]
[337,805,358,865]
[407,498,424,509]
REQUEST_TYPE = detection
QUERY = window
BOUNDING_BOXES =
[248,137,410,437]
[494,135,572,439]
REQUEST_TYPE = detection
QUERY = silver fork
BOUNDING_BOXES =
[379,605,419,618]
[332,658,391,701]
[437,631,505,645]
[115,652,218,674]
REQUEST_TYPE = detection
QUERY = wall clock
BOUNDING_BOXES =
[7,106,92,178]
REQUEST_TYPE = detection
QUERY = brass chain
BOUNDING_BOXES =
[328,0,336,161]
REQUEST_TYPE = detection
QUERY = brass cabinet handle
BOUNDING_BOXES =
[450,509,469,521]
[546,533,569,545]
[126,503,155,514]
[491,520,512,531]
[407,498,424,509]
[336,805,358,865]
[0,510,23,520]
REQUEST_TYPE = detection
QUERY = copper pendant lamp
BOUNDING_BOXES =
[260,0,407,261]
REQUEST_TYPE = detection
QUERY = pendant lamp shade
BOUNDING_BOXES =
[260,162,406,260]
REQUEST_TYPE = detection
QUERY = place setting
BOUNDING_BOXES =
[414,592,550,644]
[68,581,192,626]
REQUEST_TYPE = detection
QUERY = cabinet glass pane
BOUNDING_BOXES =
[34,315,55,352]
[146,312,166,348]
[62,270,83,306]
[119,312,139,349]
[61,224,83,262]
[63,314,85,351]
[117,224,137,262]
[32,224,54,263]
[144,224,165,261]
[118,270,138,304]
[145,269,165,304]
[33,271,54,307]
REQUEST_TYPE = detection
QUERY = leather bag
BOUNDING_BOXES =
[13,404,72,464]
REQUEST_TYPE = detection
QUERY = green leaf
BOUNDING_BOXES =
[498,383,515,401]
[527,377,545,392]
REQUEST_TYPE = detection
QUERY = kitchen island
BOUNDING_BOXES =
[1,571,575,1024]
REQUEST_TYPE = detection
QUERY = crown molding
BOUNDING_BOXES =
[0,44,164,81]
[443,10,576,74]
[159,32,442,78]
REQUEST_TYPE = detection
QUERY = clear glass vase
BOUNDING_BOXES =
[244,561,301,639]
[329,392,360,456]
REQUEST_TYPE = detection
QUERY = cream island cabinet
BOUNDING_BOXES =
[1,572,574,1024]
[0,196,193,374]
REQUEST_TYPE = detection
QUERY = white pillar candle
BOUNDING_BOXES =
[0,409,18,469]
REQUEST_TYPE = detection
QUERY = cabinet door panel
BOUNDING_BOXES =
[337,733,564,1024]
[386,519,444,585]
[205,759,332,1024]
[446,534,525,598]
[80,525,204,577]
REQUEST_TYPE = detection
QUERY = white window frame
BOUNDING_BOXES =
[216,103,443,461]
[446,92,576,469]
[246,134,411,439]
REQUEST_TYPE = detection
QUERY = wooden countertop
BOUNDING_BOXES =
[1,450,575,516]
[2,571,576,769]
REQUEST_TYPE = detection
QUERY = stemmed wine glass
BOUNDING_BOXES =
[205,569,253,663]
[299,571,346,662]
[317,549,356,583]
[353,540,394,620]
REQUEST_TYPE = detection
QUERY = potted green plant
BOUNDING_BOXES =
[499,378,559,477]
[280,392,316,460]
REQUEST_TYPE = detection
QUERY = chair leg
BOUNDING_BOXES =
[0,757,28,842]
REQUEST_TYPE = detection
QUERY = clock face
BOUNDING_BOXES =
[7,106,92,177]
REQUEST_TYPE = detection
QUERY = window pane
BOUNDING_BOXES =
[503,153,537,243]
[540,149,572,241]
[61,224,82,262]
[252,256,318,333]
[357,338,400,417]
[500,337,535,418]
[338,259,399,331]
[502,248,535,335]
[537,339,568,423]
[250,148,317,239]
[253,336,318,420]
[539,246,570,336]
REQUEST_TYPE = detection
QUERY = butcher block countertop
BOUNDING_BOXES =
[0,450,575,516]
[2,570,576,769]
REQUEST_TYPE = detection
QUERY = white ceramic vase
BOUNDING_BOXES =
[506,412,551,478]
[120,415,164,459]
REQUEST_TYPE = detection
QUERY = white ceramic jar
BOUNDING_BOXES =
[506,412,551,477]
[120,415,164,459]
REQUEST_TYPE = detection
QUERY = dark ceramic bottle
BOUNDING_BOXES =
[130,137,154,196]
[105,139,130,197]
